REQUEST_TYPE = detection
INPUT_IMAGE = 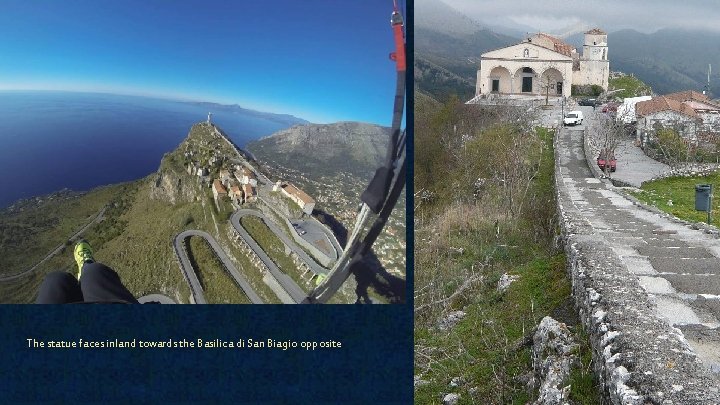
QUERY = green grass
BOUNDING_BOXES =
[0,184,124,277]
[629,172,720,223]
[186,236,250,304]
[608,74,652,99]
[240,215,313,292]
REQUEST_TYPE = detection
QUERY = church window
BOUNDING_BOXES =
[523,67,533,73]
[603,49,606,60]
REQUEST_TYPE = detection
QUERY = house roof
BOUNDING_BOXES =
[213,179,227,194]
[230,185,241,195]
[585,28,606,35]
[636,96,700,119]
[283,183,315,204]
[242,184,253,195]
[664,90,709,103]
[534,33,574,57]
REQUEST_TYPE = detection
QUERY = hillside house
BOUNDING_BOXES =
[196,167,209,177]
[471,29,609,101]
[212,179,228,204]
[219,169,232,187]
[636,96,702,144]
[239,168,258,187]
[279,183,315,215]
[664,91,720,133]
[242,184,256,203]
[229,185,243,205]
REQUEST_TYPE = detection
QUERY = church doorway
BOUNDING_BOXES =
[516,67,535,93]
[522,77,532,93]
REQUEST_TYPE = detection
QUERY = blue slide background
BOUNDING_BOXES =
[0,306,412,403]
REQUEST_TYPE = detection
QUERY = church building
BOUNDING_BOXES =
[473,29,609,100]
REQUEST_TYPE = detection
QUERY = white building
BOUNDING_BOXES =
[473,29,609,100]
[279,183,315,216]
[636,96,702,143]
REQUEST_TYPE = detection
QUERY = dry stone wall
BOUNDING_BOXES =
[555,130,720,404]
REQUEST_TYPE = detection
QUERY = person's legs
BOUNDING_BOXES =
[35,271,83,304]
[79,262,138,303]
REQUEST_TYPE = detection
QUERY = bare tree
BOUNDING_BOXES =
[591,109,629,176]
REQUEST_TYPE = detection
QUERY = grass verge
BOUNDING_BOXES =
[186,236,250,304]
[628,171,720,224]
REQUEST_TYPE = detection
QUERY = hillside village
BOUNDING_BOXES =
[177,118,317,220]
[416,7,720,402]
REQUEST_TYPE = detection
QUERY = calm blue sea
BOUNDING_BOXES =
[0,91,299,208]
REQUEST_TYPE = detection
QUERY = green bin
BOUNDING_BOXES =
[695,184,712,211]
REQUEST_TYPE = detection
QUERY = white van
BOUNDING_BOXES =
[563,111,584,126]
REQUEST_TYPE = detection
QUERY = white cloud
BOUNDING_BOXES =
[441,0,720,34]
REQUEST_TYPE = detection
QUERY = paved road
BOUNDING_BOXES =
[257,193,341,265]
[0,206,107,282]
[230,210,309,304]
[557,125,720,373]
[174,230,263,304]
[293,218,341,260]
[579,107,670,187]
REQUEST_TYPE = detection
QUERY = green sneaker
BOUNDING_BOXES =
[74,240,95,278]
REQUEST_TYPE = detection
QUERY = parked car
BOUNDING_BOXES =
[601,102,619,114]
[293,223,307,235]
[597,149,616,172]
[563,111,584,126]
[578,98,598,106]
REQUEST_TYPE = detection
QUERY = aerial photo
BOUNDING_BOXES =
[0,0,406,305]
[415,0,720,403]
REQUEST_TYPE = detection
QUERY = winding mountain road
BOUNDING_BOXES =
[173,229,263,304]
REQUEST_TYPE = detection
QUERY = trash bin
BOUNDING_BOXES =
[695,184,712,211]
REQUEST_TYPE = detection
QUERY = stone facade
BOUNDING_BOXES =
[475,29,609,100]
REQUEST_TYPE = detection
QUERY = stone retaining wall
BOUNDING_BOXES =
[555,129,720,404]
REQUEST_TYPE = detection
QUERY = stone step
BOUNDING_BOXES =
[649,257,720,275]
[637,246,716,259]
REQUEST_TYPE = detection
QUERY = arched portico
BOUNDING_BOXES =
[540,67,565,96]
[488,66,511,93]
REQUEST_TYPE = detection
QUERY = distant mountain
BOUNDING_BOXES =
[187,101,309,127]
[607,29,720,96]
[415,55,475,102]
[246,122,390,178]
[415,0,484,37]
[415,0,517,101]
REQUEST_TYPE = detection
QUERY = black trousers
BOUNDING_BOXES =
[36,262,138,304]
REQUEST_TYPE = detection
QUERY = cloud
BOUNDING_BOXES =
[442,0,720,34]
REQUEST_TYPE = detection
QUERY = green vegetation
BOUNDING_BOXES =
[645,128,720,165]
[240,215,310,292]
[608,74,652,99]
[186,236,250,304]
[571,84,603,97]
[0,185,123,276]
[0,121,360,304]
[629,172,720,223]
[414,98,601,403]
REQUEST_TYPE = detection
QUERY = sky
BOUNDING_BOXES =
[0,0,406,125]
[443,0,720,36]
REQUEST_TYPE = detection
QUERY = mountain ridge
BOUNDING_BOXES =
[246,121,391,179]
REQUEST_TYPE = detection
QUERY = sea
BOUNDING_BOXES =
[0,91,301,208]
